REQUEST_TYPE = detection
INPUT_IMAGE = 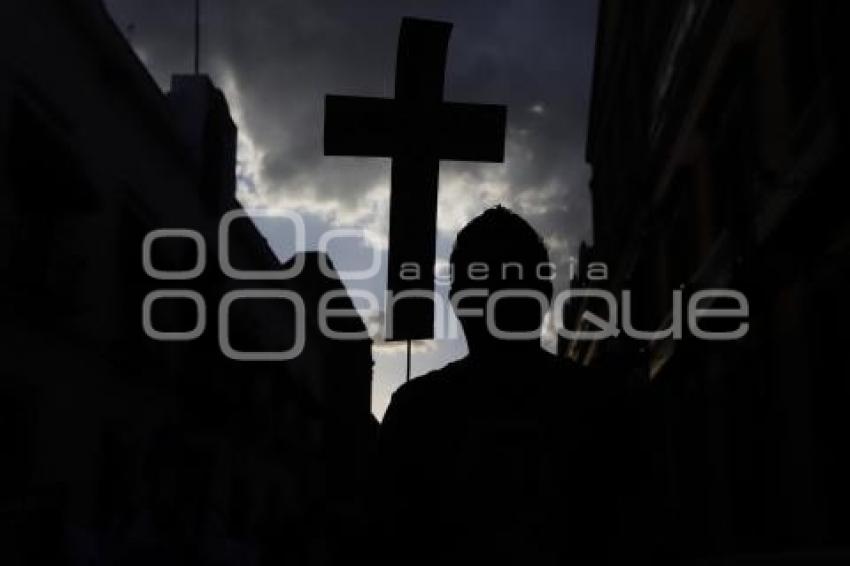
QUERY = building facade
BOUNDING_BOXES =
[571,0,850,562]
[0,0,375,563]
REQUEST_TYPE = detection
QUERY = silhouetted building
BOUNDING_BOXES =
[574,0,850,563]
[0,0,375,563]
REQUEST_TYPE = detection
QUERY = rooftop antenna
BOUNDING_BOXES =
[193,0,200,74]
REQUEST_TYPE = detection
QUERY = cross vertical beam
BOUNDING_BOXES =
[324,17,507,341]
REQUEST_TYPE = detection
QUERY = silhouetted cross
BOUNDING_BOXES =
[324,17,507,341]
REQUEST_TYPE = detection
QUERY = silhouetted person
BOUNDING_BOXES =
[374,206,617,565]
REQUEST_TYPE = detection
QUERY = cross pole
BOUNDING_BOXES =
[194,0,200,74]
[324,17,507,341]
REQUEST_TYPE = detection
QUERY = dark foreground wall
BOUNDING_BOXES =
[0,1,376,564]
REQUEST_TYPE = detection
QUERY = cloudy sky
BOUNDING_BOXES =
[104,0,598,419]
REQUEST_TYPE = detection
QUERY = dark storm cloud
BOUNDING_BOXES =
[105,0,596,273]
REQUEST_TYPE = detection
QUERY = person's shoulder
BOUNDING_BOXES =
[390,357,470,408]
[380,358,471,435]
[534,351,609,398]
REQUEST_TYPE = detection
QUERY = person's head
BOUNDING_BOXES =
[449,205,553,356]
